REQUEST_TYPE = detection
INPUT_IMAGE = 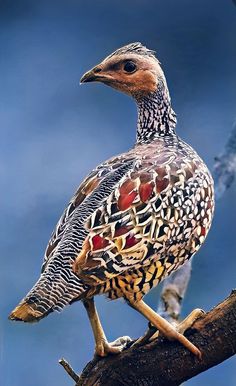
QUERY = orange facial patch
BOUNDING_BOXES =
[128,70,157,95]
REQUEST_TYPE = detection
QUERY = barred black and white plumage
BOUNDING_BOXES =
[10,43,214,358]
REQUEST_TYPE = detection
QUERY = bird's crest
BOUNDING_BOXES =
[106,42,158,61]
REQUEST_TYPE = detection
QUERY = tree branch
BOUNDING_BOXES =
[157,260,192,323]
[213,120,236,199]
[60,291,236,385]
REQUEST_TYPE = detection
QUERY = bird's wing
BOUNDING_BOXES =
[73,156,189,285]
[41,153,137,273]
[41,170,99,272]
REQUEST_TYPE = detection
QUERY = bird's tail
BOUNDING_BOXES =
[9,299,46,322]
[9,268,87,322]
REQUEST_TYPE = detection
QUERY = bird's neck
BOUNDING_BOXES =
[135,80,177,144]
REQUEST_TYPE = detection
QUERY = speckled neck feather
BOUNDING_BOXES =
[135,79,177,144]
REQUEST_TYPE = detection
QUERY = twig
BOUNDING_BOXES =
[59,358,80,383]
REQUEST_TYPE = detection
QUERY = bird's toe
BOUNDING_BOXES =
[177,308,205,334]
[95,336,132,357]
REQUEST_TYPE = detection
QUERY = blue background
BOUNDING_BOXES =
[1,0,236,385]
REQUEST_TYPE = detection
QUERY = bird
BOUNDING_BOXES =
[9,42,214,358]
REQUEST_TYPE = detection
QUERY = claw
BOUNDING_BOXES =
[95,336,132,357]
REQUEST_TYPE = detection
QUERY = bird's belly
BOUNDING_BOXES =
[102,251,186,301]
[87,160,215,302]
[100,192,214,303]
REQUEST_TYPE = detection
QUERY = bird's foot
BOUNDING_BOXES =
[172,309,205,359]
[132,309,205,356]
[147,308,205,341]
[177,308,205,334]
[133,327,201,358]
[95,336,132,357]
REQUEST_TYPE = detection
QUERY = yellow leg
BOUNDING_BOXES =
[128,299,202,359]
[83,298,131,357]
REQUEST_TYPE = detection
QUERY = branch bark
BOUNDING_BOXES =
[60,291,236,386]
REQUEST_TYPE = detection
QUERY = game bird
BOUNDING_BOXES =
[9,43,214,358]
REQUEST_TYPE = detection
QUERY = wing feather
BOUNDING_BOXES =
[73,146,213,285]
[41,153,137,272]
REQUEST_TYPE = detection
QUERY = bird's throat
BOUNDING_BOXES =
[135,80,177,144]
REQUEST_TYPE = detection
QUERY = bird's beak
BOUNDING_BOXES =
[80,64,112,84]
[80,68,98,84]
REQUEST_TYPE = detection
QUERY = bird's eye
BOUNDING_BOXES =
[123,61,137,73]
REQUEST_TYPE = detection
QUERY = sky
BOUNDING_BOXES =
[1,0,236,385]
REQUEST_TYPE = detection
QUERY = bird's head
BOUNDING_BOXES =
[80,42,166,99]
